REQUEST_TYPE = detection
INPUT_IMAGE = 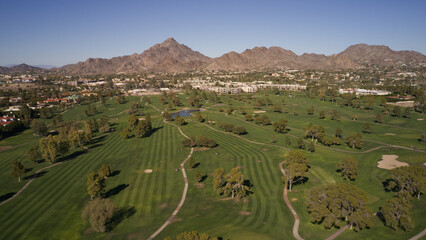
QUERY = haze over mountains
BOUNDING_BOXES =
[1,38,425,74]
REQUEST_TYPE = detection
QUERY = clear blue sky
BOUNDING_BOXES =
[1,0,425,66]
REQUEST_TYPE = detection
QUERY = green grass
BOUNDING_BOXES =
[0,92,424,240]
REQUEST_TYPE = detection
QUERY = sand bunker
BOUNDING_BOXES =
[144,169,153,173]
[291,198,298,202]
[385,133,396,136]
[239,211,251,216]
[418,118,424,121]
[253,110,266,113]
[377,155,408,170]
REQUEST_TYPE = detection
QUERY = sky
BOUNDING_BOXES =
[0,0,425,67]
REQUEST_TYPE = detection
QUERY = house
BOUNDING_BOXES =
[0,115,17,127]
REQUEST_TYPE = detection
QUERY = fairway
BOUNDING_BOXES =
[0,92,425,240]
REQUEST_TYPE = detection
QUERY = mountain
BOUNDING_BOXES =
[338,44,426,66]
[0,64,45,74]
[58,38,212,74]
[52,39,426,74]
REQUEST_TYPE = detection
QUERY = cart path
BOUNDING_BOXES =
[280,161,304,240]
[409,228,426,240]
[325,225,350,240]
[146,117,194,240]
[0,162,63,207]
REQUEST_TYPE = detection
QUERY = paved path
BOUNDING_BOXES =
[325,225,350,240]
[146,112,194,240]
[0,162,63,207]
[409,228,426,240]
[280,161,304,240]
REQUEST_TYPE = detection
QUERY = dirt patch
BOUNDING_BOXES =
[159,203,168,209]
[257,160,262,163]
[219,197,233,201]
[262,148,269,151]
[253,110,266,113]
[127,233,138,240]
[84,227,94,235]
[0,146,13,152]
[194,147,210,151]
[239,211,251,216]
[377,155,408,170]
[144,169,153,173]
[418,118,424,121]
[138,117,145,121]
[173,218,184,222]
[235,165,243,169]
[195,183,205,188]
[291,198,298,202]
[384,133,396,136]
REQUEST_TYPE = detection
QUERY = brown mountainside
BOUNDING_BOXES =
[51,39,426,74]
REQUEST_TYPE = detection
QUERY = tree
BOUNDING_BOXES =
[307,106,315,115]
[365,96,375,110]
[296,137,305,149]
[346,133,363,149]
[31,119,48,136]
[273,119,288,133]
[40,135,59,164]
[339,157,358,180]
[223,168,250,198]
[386,166,425,199]
[120,127,131,139]
[194,136,217,148]
[306,183,373,230]
[176,231,218,240]
[82,198,115,232]
[194,169,202,183]
[403,108,411,118]
[128,115,139,130]
[284,136,292,146]
[175,116,186,126]
[11,161,25,182]
[98,164,112,179]
[285,150,309,191]
[393,106,401,117]
[335,127,343,138]
[308,141,315,152]
[134,118,152,138]
[27,145,41,163]
[212,168,225,195]
[245,114,253,121]
[272,105,282,113]
[375,113,383,123]
[195,112,204,122]
[188,157,196,169]
[162,111,172,121]
[331,110,340,121]
[319,110,325,119]
[86,172,106,199]
[362,123,372,134]
[381,197,415,231]
[304,123,324,142]
[232,126,247,135]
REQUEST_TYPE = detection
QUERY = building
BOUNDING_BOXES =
[0,115,17,127]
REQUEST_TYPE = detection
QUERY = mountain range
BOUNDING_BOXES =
[1,38,425,74]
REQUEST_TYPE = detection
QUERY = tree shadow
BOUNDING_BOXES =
[200,175,208,183]
[104,184,129,198]
[25,167,33,173]
[58,149,86,162]
[88,143,103,150]
[107,206,136,231]
[150,126,164,135]
[0,192,16,202]
[193,162,200,168]
[110,170,120,177]
[293,177,309,188]
[23,170,47,181]
[91,135,107,144]
[243,179,254,196]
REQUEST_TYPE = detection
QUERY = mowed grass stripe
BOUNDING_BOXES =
[16,133,122,238]
[3,132,122,238]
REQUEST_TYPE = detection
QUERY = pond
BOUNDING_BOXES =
[172,109,201,118]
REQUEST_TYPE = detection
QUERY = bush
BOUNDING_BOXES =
[194,136,217,148]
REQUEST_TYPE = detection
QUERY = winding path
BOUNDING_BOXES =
[280,161,303,240]
[0,162,63,207]
[146,111,194,240]
[409,228,426,240]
